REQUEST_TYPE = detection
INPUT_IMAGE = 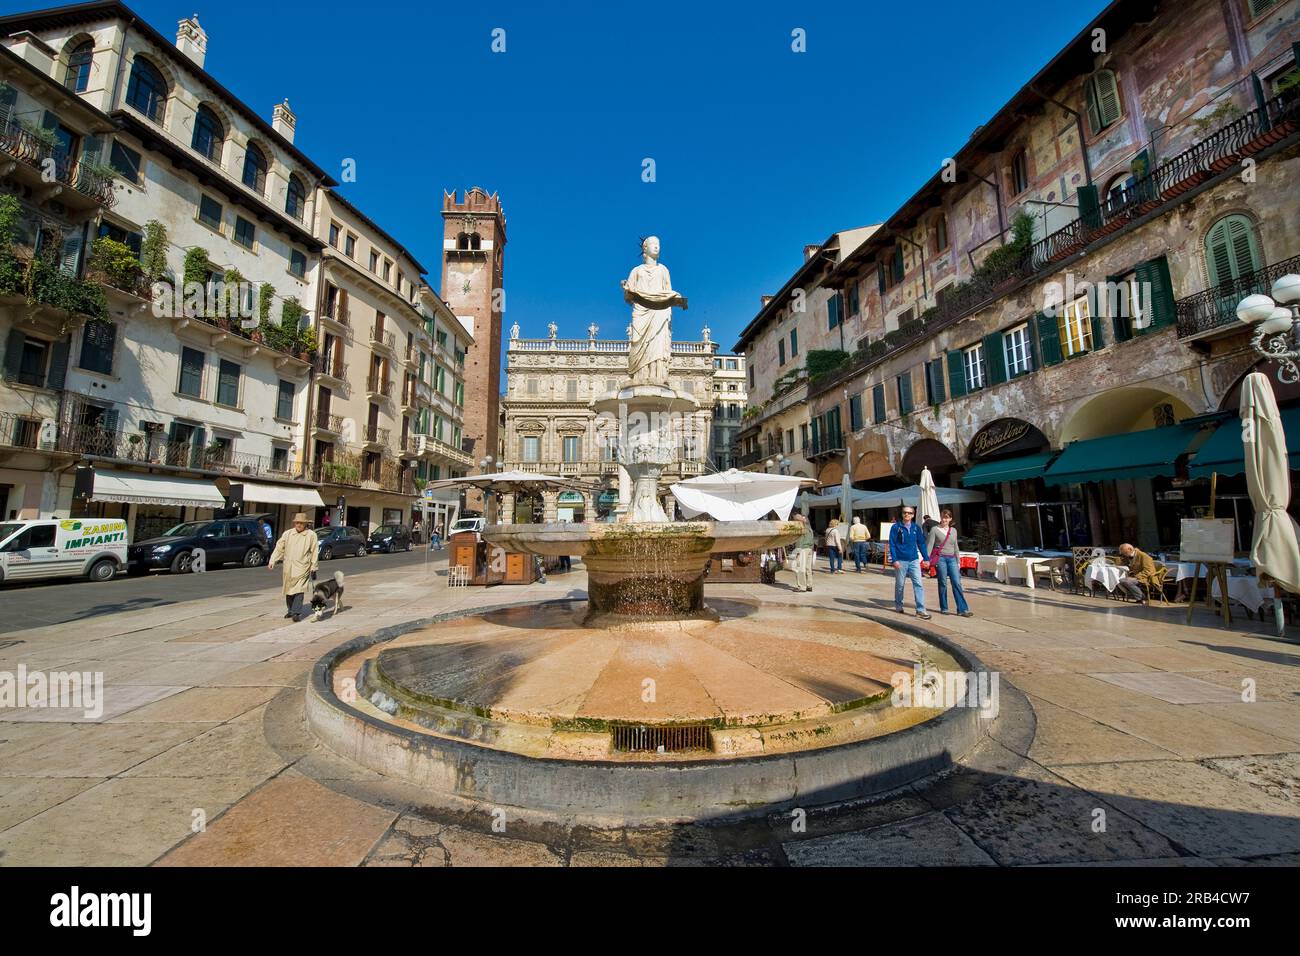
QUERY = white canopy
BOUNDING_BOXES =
[91,469,225,508]
[228,481,325,508]
[799,484,986,510]
[671,469,813,521]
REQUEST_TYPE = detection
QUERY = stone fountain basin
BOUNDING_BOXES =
[485,521,801,620]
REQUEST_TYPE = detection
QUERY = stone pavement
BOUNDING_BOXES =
[1,555,1298,866]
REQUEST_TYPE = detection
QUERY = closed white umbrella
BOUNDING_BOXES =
[917,466,941,524]
[1241,373,1300,633]
[671,468,813,521]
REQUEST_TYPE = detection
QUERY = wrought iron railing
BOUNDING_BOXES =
[314,410,345,433]
[366,375,393,398]
[1176,253,1300,339]
[315,356,348,380]
[370,326,396,351]
[0,120,116,207]
[55,422,304,478]
[362,423,390,445]
[0,411,44,449]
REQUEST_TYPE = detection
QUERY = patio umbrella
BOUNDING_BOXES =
[424,470,594,495]
[671,469,814,521]
[917,466,942,523]
[1240,373,1300,629]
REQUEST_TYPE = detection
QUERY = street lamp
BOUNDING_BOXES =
[1237,274,1300,383]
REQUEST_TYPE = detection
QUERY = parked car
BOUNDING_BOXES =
[368,524,412,553]
[0,518,128,584]
[128,518,269,574]
[316,525,368,560]
[447,516,485,538]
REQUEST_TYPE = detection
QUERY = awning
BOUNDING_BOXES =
[1043,423,1205,485]
[960,452,1056,487]
[91,470,225,508]
[229,481,325,508]
[1189,406,1300,478]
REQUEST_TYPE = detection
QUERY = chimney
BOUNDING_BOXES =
[176,14,207,67]
[272,99,296,143]
[761,295,774,308]
[803,244,820,262]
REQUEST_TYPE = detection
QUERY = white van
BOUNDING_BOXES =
[447,516,484,537]
[0,518,128,584]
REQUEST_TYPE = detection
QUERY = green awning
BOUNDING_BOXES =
[960,452,1056,487]
[1043,423,1205,485]
[1188,406,1300,478]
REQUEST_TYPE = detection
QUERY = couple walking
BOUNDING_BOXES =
[890,506,972,620]
[822,517,873,573]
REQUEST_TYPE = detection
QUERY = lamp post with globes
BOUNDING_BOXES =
[1236,274,1300,383]
[766,456,792,475]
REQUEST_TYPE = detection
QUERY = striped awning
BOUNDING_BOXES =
[91,470,225,508]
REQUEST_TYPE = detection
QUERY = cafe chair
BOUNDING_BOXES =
[1146,563,1171,604]
[1033,556,1072,591]
[1072,547,1096,595]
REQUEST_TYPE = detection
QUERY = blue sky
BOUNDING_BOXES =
[117,0,1105,352]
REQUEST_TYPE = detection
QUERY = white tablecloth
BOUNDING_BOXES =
[1172,559,1255,582]
[1211,575,1271,613]
[1087,562,1127,592]
[976,554,1058,588]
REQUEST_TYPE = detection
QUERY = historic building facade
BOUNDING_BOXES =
[709,352,745,470]
[500,326,716,521]
[797,0,1300,550]
[0,5,330,536]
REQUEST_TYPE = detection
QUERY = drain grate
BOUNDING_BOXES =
[611,723,712,753]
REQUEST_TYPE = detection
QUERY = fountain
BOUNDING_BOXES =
[486,235,800,622]
[303,236,997,827]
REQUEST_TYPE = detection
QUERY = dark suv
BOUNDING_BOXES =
[315,526,368,560]
[128,518,270,574]
[368,524,412,553]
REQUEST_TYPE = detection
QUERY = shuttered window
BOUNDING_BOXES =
[79,320,116,375]
[1204,215,1262,288]
[276,379,294,420]
[849,393,863,431]
[925,358,946,404]
[1058,297,1094,357]
[179,346,204,397]
[1133,256,1176,332]
[1085,70,1122,135]
[896,370,914,415]
[872,383,886,423]
[217,359,241,407]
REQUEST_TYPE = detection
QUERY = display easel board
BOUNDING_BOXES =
[1179,518,1235,565]
[880,521,893,566]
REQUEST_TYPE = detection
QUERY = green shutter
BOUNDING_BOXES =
[877,262,886,295]
[898,372,913,415]
[1077,184,1101,230]
[928,358,946,403]
[982,333,1006,385]
[1107,274,1133,342]
[47,338,69,390]
[873,383,886,423]
[1036,312,1063,366]
[946,350,967,398]
[1205,215,1262,287]
[892,245,904,283]
[1136,256,1175,331]
[2,328,23,381]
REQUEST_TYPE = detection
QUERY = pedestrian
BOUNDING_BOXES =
[1116,543,1158,605]
[268,512,319,622]
[889,506,931,619]
[849,516,869,572]
[430,524,443,550]
[921,514,938,535]
[825,518,845,574]
[791,511,815,592]
[927,509,972,617]
[259,516,273,548]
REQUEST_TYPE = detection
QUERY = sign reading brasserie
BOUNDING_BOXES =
[970,419,1038,460]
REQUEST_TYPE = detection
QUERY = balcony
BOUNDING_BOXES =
[0,411,46,451]
[315,356,349,383]
[314,410,345,435]
[366,375,394,401]
[806,435,844,460]
[56,422,305,479]
[412,433,474,468]
[320,300,349,327]
[369,326,396,353]
[1176,253,1300,344]
[0,119,116,209]
[362,423,391,447]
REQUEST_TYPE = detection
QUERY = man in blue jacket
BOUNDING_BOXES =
[889,506,931,619]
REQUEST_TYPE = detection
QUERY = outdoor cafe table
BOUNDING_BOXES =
[1210,573,1271,614]
[1087,561,1127,593]
[977,552,1067,588]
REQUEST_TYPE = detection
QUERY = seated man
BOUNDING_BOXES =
[1116,543,1159,605]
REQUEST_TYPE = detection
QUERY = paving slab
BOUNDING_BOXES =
[1090,672,1247,704]
[784,811,996,866]
[0,777,103,832]
[1027,698,1178,765]
[108,686,281,724]
[0,722,211,777]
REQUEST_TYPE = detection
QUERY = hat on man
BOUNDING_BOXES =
[292,512,310,524]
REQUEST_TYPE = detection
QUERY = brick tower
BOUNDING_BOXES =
[440,188,507,469]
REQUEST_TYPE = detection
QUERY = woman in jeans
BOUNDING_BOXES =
[926,510,972,616]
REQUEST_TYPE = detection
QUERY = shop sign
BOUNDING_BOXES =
[970,419,1042,460]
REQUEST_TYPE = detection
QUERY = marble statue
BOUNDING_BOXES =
[621,236,686,387]
[547,321,558,340]
[510,321,520,340]
[588,322,599,339]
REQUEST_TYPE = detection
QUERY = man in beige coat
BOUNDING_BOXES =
[269,512,319,621]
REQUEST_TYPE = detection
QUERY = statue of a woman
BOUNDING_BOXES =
[621,236,686,387]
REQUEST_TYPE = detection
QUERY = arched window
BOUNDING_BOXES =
[64,40,93,93]
[1084,69,1122,135]
[242,142,267,194]
[1102,172,1132,215]
[125,57,166,123]
[1204,214,1263,287]
[286,174,306,221]
[191,105,223,162]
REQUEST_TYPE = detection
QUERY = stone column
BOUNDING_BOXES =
[542,490,559,523]
[501,492,515,525]
[582,491,594,522]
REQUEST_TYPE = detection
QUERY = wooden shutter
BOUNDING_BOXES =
[1086,71,1121,134]
[1077,184,1101,230]
[1035,313,1063,366]
[877,262,886,295]
[2,328,23,381]
[1205,215,1261,287]
[101,408,119,435]
[982,333,1006,385]
[60,230,82,278]
[946,350,967,398]
[892,245,904,283]
[928,358,946,403]
[897,371,913,415]
[873,383,886,423]
[47,338,70,390]
[1107,275,1133,342]
[1136,256,1176,331]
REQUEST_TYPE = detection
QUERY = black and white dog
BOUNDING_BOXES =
[309,570,346,621]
